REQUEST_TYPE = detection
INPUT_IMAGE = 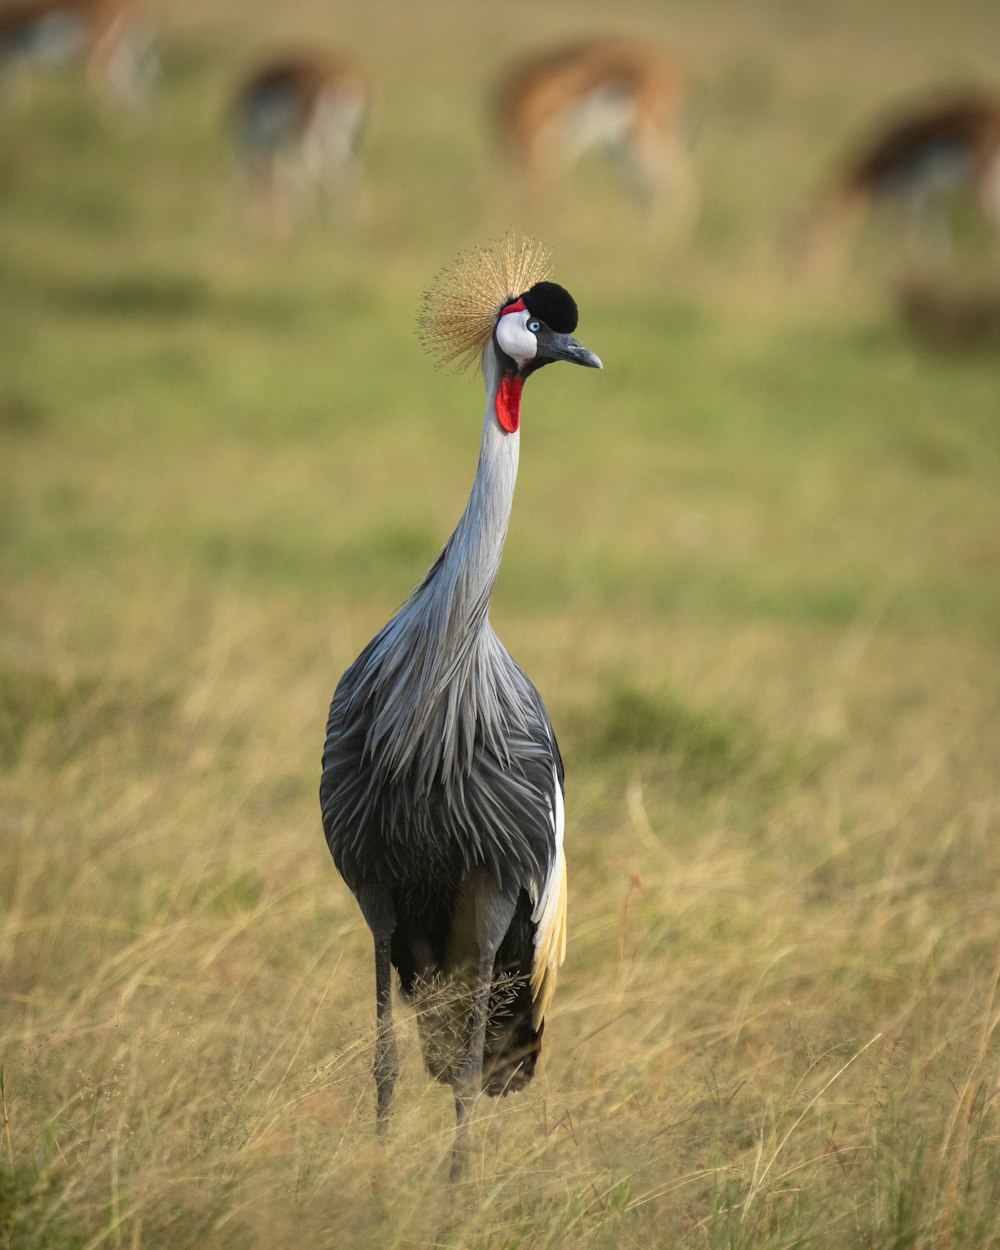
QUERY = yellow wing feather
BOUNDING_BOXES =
[531,856,567,1029]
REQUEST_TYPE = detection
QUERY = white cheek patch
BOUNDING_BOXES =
[495,309,537,368]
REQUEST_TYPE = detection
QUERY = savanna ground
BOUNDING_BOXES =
[2,0,1000,1246]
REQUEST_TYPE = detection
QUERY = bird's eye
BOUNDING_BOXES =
[527,319,541,333]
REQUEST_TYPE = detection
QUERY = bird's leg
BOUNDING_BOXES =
[355,887,398,1134]
[373,932,399,1133]
[450,949,495,1180]
[449,880,518,1180]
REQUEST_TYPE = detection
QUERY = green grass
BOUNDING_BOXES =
[2,0,1000,1245]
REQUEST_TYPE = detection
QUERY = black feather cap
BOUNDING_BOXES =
[520,282,578,334]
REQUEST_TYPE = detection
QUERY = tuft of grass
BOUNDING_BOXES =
[0,1161,85,1250]
[572,680,762,795]
[50,273,213,320]
[0,393,45,436]
[0,668,87,765]
[0,666,178,767]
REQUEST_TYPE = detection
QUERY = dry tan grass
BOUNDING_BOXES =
[3,567,998,1246]
[2,0,1000,1244]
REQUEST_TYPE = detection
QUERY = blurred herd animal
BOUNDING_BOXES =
[320,235,601,1177]
[232,51,371,235]
[495,38,695,221]
[799,92,1000,262]
[0,0,156,106]
[5,1,997,291]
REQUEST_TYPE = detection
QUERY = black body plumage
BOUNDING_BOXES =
[320,544,563,1091]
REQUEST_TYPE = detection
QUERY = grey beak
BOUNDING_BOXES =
[536,328,603,370]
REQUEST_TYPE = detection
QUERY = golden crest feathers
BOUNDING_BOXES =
[417,231,553,373]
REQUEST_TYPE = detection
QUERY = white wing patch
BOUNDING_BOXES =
[529,765,567,1028]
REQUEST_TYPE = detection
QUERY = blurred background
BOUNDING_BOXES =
[1,0,999,1246]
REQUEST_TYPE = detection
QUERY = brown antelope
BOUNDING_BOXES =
[799,92,1000,264]
[233,52,371,237]
[0,0,157,107]
[494,38,695,221]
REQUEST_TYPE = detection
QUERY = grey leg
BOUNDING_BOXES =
[449,879,518,1180]
[450,950,495,1177]
[356,887,398,1135]
[373,932,399,1133]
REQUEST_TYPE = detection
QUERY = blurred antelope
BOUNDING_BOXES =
[233,52,371,237]
[495,38,695,221]
[799,92,1000,264]
[0,0,157,107]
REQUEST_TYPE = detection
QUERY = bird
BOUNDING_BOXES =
[796,91,1000,264]
[0,0,157,108]
[232,51,370,237]
[320,233,602,1175]
[494,38,695,221]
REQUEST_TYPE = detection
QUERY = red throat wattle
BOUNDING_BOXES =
[496,373,523,433]
[495,297,528,433]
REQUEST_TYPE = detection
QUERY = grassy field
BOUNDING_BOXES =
[2,0,1000,1246]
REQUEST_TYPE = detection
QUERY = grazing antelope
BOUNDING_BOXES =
[495,38,695,221]
[0,0,157,107]
[799,92,1000,264]
[233,52,371,237]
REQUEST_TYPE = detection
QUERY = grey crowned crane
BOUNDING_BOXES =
[320,235,601,1173]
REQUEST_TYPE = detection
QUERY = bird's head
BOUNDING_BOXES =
[417,232,602,434]
[492,280,602,432]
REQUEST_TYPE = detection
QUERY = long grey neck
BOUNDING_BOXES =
[425,347,519,634]
[357,347,522,784]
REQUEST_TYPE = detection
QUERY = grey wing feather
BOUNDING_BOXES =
[320,620,562,904]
